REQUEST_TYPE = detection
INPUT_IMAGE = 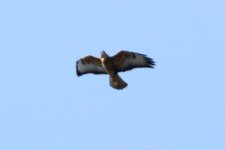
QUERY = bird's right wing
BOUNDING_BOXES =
[76,56,107,76]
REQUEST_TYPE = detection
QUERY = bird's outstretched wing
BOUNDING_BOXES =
[76,56,107,76]
[111,50,155,72]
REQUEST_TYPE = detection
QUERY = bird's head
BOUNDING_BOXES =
[100,50,109,58]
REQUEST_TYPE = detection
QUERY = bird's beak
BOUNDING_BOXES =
[100,50,105,56]
[101,50,105,54]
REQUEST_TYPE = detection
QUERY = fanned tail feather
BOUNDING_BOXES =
[109,75,128,90]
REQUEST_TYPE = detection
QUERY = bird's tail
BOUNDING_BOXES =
[109,75,128,90]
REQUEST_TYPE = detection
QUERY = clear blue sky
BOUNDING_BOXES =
[1,0,225,149]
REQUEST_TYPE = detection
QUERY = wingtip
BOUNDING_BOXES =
[76,60,82,76]
[145,56,156,68]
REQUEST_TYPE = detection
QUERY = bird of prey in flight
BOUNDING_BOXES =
[76,50,155,90]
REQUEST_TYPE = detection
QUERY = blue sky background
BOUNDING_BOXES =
[1,0,225,149]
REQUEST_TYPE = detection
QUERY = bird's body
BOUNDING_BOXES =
[76,50,155,90]
[100,51,128,89]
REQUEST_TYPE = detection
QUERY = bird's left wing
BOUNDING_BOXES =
[111,50,155,72]
[76,56,107,76]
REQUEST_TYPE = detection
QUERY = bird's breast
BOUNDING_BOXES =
[100,58,106,67]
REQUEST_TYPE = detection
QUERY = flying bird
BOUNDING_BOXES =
[76,50,155,90]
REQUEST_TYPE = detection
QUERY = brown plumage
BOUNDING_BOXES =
[76,50,155,90]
